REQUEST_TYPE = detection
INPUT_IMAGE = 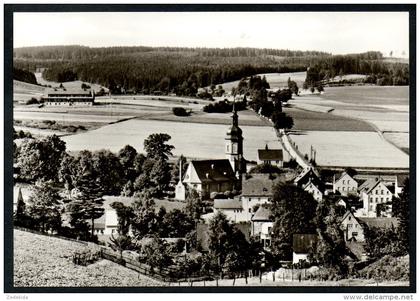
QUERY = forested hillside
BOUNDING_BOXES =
[13,46,409,95]
[13,67,37,85]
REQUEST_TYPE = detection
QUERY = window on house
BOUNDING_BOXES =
[375,190,378,194]
[348,216,351,221]
[381,190,384,194]
[370,205,373,210]
[386,197,389,202]
[352,232,358,237]
[249,208,251,213]
[355,224,358,228]
[348,224,352,228]
[387,191,389,195]
[381,197,383,202]
[348,180,350,184]
[343,180,345,184]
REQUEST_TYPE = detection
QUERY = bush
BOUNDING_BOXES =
[26,98,39,105]
[248,164,282,174]
[359,255,409,281]
[172,107,191,117]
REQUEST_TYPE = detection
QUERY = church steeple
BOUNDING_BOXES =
[225,100,244,178]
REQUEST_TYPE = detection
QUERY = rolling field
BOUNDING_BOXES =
[288,85,410,152]
[62,118,282,162]
[35,72,108,92]
[288,131,408,168]
[284,107,374,132]
[14,229,164,287]
[320,86,409,106]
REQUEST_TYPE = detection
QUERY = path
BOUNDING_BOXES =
[252,109,311,169]
[276,128,311,169]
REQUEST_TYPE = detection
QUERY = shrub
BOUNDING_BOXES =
[26,98,39,105]
[172,107,191,117]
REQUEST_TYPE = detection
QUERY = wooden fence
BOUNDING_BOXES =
[100,248,212,283]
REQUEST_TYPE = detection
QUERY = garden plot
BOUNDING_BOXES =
[288,131,408,168]
[14,229,164,287]
[62,119,282,161]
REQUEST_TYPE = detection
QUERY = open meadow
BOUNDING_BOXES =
[288,131,408,168]
[287,85,410,159]
[62,118,282,162]
[14,229,164,287]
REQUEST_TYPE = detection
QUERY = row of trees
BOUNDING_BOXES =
[234,75,294,130]
[14,133,181,199]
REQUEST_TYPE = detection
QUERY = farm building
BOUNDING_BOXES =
[42,88,95,106]
[257,144,283,167]
[333,171,358,196]
[292,234,317,264]
[182,159,237,199]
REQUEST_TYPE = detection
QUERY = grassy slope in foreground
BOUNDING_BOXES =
[14,229,164,287]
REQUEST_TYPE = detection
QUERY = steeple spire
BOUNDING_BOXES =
[179,160,182,182]
[231,100,238,127]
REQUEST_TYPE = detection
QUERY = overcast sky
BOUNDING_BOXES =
[14,12,409,56]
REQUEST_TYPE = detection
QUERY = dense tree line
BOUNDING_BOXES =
[203,99,247,113]
[13,67,37,85]
[13,45,330,60]
[305,52,409,86]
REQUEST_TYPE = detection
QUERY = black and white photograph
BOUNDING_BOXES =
[3,3,416,294]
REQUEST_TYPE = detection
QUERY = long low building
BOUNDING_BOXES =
[42,88,95,106]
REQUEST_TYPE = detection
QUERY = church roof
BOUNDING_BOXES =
[190,159,236,183]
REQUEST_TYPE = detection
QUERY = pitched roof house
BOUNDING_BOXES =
[183,159,237,199]
[333,171,358,196]
[241,173,276,221]
[257,144,283,167]
[303,181,324,202]
[359,178,393,217]
[340,210,399,243]
[294,167,322,188]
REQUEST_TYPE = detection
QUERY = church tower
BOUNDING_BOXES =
[225,102,244,178]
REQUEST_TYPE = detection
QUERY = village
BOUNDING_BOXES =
[12,78,410,286]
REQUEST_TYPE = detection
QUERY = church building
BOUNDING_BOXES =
[177,104,245,200]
